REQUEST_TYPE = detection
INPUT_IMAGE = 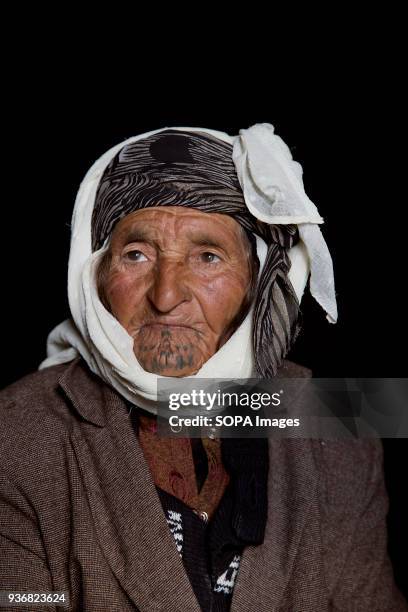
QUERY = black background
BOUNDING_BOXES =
[1,56,406,598]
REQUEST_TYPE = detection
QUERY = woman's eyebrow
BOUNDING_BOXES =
[188,233,226,250]
[123,228,152,244]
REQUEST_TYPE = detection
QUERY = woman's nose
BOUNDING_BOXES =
[146,259,191,313]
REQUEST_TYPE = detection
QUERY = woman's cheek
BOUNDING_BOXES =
[197,275,249,330]
[106,272,145,318]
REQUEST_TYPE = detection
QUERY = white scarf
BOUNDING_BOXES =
[39,124,336,414]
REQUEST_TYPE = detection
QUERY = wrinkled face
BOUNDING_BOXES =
[98,206,254,377]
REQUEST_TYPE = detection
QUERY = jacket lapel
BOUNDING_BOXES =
[59,358,202,612]
[231,439,320,611]
[230,362,320,610]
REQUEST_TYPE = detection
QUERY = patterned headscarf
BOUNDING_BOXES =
[91,129,301,378]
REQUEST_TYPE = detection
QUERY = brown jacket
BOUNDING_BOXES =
[0,357,406,611]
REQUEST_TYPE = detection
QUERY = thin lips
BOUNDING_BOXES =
[142,322,195,330]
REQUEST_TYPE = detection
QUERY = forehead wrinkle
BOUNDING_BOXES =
[118,208,239,242]
[179,216,245,250]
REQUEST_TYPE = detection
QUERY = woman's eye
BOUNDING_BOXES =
[125,250,148,262]
[200,252,221,264]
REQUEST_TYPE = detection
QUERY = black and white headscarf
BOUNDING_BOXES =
[39,124,337,414]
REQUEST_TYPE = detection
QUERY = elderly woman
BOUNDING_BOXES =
[0,125,405,611]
